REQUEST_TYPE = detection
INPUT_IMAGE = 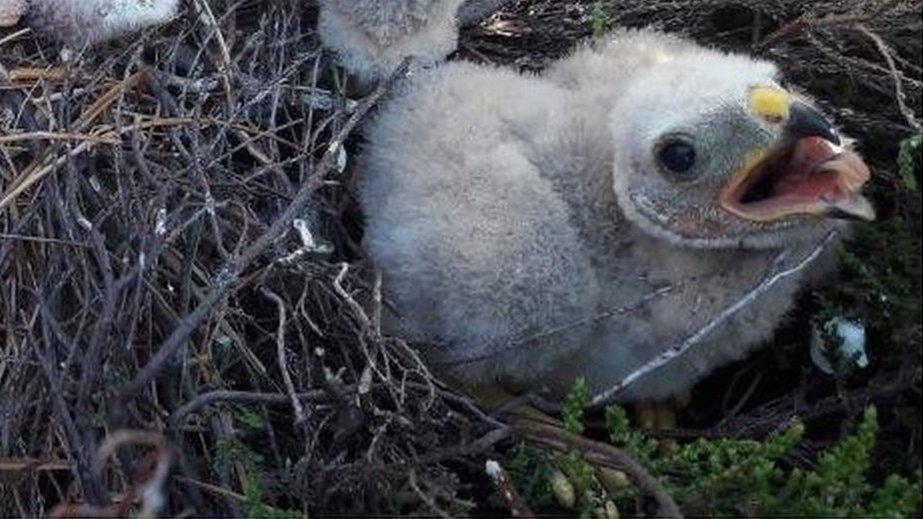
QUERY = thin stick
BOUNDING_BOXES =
[168,389,334,427]
[856,24,921,131]
[457,0,514,26]
[485,459,534,518]
[588,231,838,408]
[0,131,118,145]
[261,287,308,425]
[119,58,412,404]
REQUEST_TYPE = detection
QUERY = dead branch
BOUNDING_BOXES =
[485,459,535,518]
[118,58,413,404]
[515,420,683,518]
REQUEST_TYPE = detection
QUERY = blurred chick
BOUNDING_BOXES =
[0,0,26,28]
[317,0,466,85]
[9,0,178,44]
[358,31,874,406]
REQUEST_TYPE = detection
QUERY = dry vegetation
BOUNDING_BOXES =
[0,0,920,516]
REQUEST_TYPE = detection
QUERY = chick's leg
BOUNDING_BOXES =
[465,384,559,426]
[635,390,690,430]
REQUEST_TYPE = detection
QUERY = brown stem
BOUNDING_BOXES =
[515,421,683,518]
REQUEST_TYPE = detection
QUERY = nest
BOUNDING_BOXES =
[0,0,920,516]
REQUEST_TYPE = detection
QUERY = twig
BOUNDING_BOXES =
[588,231,839,408]
[175,475,247,503]
[408,469,451,518]
[755,12,870,52]
[261,287,308,425]
[95,430,173,518]
[168,389,335,427]
[118,58,413,404]
[410,426,512,465]
[856,24,921,131]
[515,421,682,518]
[0,131,119,145]
[485,459,534,518]
[0,141,94,210]
[458,0,514,26]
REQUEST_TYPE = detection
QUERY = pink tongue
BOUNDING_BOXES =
[774,138,868,199]
[818,152,871,192]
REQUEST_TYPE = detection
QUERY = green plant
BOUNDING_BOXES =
[562,376,588,435]
[897,132,922,191]
[506,378,605,515]
[589,2,608,39]
[504,442,555,508]
[214,437,302,519]
[602,405,922,518]
[809,213,920,370]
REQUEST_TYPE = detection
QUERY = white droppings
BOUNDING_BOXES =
[278,219,332,264]
[154,208,168,236]
[358,366,373,395]
[336,145,348,174]
[485,460,502,480]
[59,47,74,64]
[294,219,318,250]
[204,191,216,215]
[215,334,233,348]
[77,216,93,231]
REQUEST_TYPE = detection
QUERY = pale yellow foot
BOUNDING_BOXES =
[636,401,658,429]
[673,388,692,408]
[635,395,688,430]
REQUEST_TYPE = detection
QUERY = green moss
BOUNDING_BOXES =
[589,2,609,39]
[505,442,556,508]
[563,376,589,435]
[601,405,922,518]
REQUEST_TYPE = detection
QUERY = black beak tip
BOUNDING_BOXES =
[788,102,841,146]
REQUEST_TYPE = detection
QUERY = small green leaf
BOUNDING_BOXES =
[562,376,588,435]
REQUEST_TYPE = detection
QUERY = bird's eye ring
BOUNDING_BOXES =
[656,138,697,180]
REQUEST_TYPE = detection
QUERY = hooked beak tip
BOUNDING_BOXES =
[824,195,876,221]
[786,101,841,146]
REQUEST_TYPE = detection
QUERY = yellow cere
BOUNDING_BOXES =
[748,87,792,122]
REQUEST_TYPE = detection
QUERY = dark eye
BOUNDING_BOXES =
[657,139,697,179]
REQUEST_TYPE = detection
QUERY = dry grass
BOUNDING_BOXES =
[0,0,919,516]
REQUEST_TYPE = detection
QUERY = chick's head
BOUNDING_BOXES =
[610,48,873,249]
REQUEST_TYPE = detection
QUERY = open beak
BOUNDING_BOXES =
[719,87,875,222]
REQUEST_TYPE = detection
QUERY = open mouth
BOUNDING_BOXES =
[719,136,874,222]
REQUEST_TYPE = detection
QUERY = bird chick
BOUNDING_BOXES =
[358,31,874,404]
[0,0,26,28]
[317,0,466,86]
[11,0,178,44]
